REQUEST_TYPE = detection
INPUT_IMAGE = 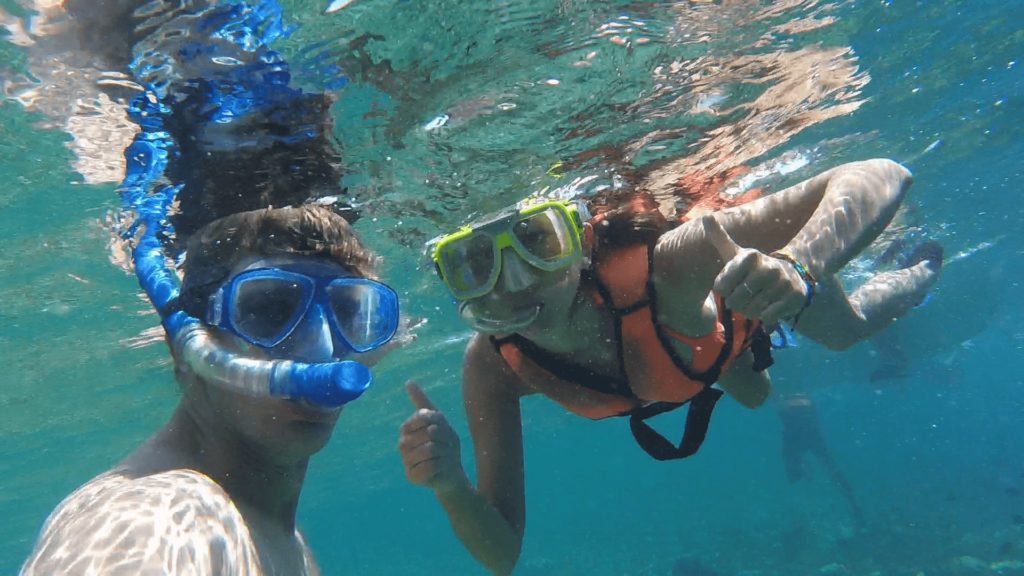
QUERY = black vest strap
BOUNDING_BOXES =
[627,387,725,461]
[490,334,634,398]
[749,326,775,372]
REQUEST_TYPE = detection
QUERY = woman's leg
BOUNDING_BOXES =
[794,247,941,350]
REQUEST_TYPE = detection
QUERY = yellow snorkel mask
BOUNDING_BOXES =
[430,199,590,301]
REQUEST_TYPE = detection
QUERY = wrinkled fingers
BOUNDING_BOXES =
[400,420,457,452]
[403,439,446,468]
[744,282,789,320]
[714,249,758,298]
[403,452,443,485]
[725,280,761,311]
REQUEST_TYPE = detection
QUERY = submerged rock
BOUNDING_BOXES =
[954,555,988,572]
[817,562,849,575]
[671,556,719,576]
[991,559,1024,575]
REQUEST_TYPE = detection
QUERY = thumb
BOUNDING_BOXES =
[702,215,741,263]
[405,381,438,411]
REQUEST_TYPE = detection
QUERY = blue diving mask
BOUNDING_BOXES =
[206,261,399,363]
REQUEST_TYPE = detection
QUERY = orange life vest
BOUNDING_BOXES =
[492,242,773,460]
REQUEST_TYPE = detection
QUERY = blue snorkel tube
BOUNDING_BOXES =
[116,1,369,408]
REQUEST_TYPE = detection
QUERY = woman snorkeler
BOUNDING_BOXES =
[398,158,941,574]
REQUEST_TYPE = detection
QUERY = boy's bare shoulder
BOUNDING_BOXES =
[21,468,262,576]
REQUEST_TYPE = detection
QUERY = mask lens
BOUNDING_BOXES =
[511,207,576,265]
[325,281,398,351]
[230,277,309,345]
[438,233,498,296]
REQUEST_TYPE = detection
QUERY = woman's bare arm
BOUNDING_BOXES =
[430,335,527,575]
[653,159,913,332]
[714,158,913,278]
[713,158,937,348]
[716,349,772,408]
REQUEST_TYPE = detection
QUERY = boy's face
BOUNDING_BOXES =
[182,252,395,463]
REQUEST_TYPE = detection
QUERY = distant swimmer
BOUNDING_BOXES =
[776,392,864,527]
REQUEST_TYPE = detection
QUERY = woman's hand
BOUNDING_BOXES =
[399,381,470,494]
[703,216,808,326]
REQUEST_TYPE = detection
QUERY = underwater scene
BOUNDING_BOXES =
[1,0,1022,574]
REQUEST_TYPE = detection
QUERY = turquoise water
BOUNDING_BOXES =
[1,1,1022,574]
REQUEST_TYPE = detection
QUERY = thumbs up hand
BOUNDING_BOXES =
[399,381,469,494]
[701,216,809,327]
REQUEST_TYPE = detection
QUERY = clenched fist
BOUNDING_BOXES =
[398,381,469,494]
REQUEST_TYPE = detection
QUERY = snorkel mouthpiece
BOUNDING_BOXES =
[274,360,371,407]
[176,321,370,408]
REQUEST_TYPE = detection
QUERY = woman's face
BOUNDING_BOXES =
[458,248,585,335]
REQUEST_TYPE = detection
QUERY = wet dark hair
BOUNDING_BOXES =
[163,89,352,243]
[161,86,369,319]
[586,187,671,256]
[178,205,376,319]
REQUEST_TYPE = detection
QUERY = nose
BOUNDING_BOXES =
[279,303,336,363]
[496,249,536,294]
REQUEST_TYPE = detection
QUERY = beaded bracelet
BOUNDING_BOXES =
[770,250,816,325]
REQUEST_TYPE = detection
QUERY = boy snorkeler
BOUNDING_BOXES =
[399,159,941,574]
[22,206,398,576]
[22,2,400,574]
